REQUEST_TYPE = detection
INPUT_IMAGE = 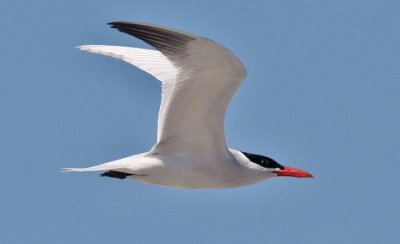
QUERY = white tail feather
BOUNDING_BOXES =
[62,154,145,172]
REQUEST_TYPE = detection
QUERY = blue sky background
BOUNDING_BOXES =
[1,0,399,243]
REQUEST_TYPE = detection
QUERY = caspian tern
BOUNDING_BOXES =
[64,22,313,188]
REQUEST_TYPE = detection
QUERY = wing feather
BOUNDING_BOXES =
[80,22,247,161]
[77,45,176,83]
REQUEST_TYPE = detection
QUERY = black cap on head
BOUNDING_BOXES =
[241,151,284,170]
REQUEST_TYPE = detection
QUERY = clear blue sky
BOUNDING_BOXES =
[1,0,399,243]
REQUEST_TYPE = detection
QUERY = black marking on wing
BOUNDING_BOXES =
[108,22,196,57]
[100,171,134,179]
[241,152,284,170]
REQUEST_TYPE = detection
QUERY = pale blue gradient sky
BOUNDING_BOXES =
[1,0,399,243]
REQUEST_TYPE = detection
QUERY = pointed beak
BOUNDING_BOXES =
[273,166,314,178]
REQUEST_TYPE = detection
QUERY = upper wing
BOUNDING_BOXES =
[81,22,247,160]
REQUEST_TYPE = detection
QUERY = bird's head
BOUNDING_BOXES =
[241,151,313,178]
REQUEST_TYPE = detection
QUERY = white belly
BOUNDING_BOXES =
[126,154,258,189]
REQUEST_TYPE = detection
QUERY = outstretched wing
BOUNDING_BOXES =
[81,22,247,160]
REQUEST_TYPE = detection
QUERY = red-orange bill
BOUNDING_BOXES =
[273,166,314,178]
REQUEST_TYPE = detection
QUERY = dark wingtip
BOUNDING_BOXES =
[108,21,137,28]
[105,21,196,56]
[108,21,125,24]
[107,21,123,28]
[108,21,121,25]
[100,171,134,179]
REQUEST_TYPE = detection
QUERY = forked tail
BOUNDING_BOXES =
[62,153,145,173]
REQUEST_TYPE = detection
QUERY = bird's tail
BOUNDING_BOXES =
[62,153,145,173]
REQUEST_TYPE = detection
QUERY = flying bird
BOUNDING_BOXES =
[64,22,313,188]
